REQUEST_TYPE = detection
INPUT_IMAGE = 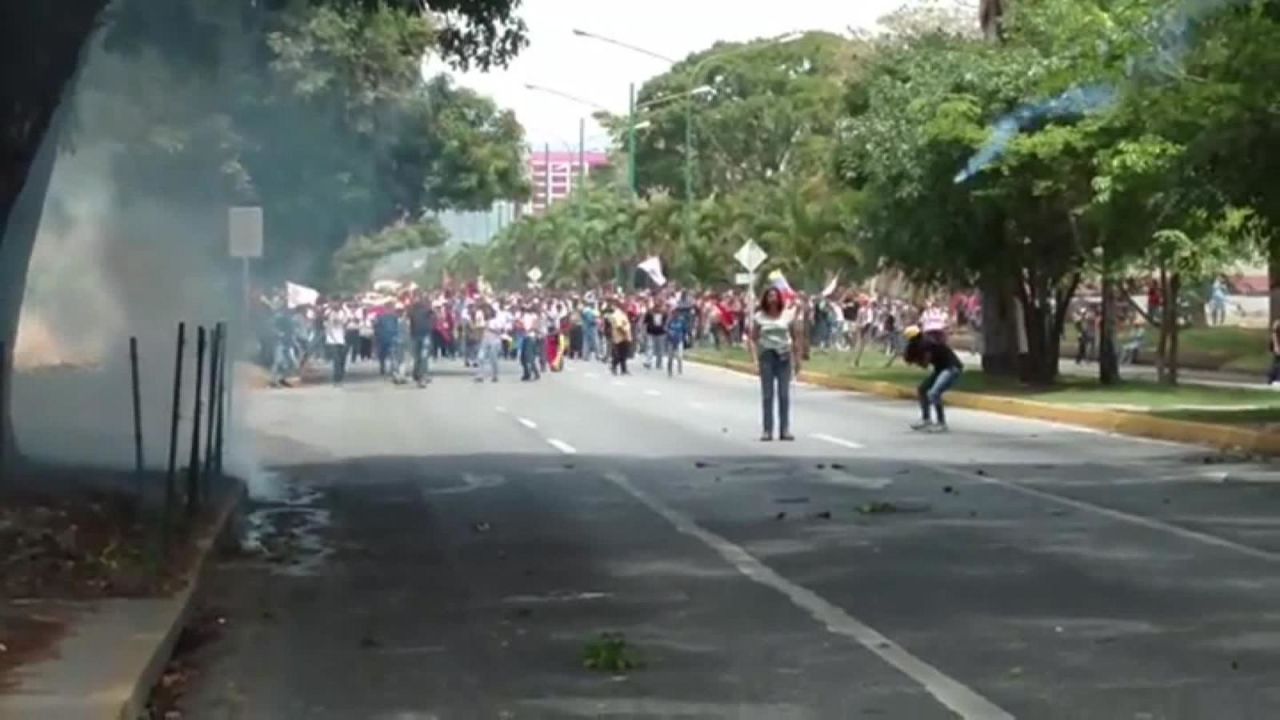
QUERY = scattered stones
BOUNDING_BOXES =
[775,497,810,505]
[975,469,988,477]
[472,521,491,533]
[831,463,847,471]
[815,463,828,470]
[774,512,787,521]
[361,635,381,649]
[1231,660,1240,670]
[694,461,713,469]
[942,486,954,494]
[813,511,832,520]
[856,501,898,515]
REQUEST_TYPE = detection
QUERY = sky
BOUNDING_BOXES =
[427,0,925,150]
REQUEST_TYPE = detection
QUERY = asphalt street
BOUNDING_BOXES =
[178,352,1280,720]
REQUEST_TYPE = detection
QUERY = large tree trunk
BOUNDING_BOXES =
[1270,235,1280,329]
[1,2,106,475]
[979,274,1020,377]
[1165,273,1181,386]
[1099,271,1119,385]
[1155,265,1170,384]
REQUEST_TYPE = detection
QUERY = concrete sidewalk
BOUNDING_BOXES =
[0,484,243,720]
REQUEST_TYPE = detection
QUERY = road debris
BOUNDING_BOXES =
[583,632,642,672]
[856,501,899,515]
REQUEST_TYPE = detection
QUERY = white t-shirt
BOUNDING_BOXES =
[325,308,351,345]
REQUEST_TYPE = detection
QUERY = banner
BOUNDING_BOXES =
[286,281,319,308]
[638,256,667,287]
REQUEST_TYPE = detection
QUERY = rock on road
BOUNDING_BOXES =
[178,356,1280,719]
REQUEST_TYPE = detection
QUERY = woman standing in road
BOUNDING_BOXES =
[748,287,801,442]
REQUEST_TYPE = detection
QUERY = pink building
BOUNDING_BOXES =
[525,150,611,215]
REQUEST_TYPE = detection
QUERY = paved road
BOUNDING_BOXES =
[178,355,1280,719]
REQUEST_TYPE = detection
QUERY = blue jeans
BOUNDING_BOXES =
[583,327,600,361]
[411,335,431,383]
[270,339,295,384]
[328,343,347,385]
[646,334,667,370]
[667,334,684,376]
[520,336,541,380]
[758,349,792,436]
[919,367,961,424]
[475,336,501,381]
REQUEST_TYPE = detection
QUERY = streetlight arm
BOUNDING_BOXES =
[524,83,610,111]
[571,28,679,64]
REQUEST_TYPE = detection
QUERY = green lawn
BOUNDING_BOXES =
[952,325,1272,374]
[692,346,1280,426]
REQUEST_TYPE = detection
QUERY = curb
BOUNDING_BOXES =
[693,357,1280,456]
[119,481,246,720]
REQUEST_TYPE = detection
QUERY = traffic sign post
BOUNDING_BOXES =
[229,206,264,319]
[734,240,767,315]
[734,239,767,273]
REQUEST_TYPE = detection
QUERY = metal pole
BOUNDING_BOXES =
[129,337,145,493]
[186,326,206,519]
[0,340,7,482]
[627,82,637,194]
[543,142,552,212]
[579,116,587,193]
[163,323,186,552]
[214,323,227,477]
[684,97,694,249]
[202,324,221,499]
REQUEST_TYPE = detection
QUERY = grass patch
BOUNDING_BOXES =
[582,632,642,673]
[691,346,1280,426]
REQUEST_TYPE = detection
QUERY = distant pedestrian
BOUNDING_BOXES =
[748,287,800,442]
[323,301,352,386]
[608,304,633,376]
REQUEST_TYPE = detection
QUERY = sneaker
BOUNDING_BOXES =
[926,423,949,433]
[910,420,934,431]
[760,433,773,442]
[779,433,796,442]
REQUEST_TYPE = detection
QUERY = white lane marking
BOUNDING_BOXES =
[495,405,508,414]
[688,401,707,411]
[602,471,1012,720]
[934,466,1280,564]
[517,417,538,430]
[611,380,625,387]
[422,473,506,496]
[644,389,662,397]
[821,474,893,490]
[547,439,578,455]
[585,372,599,380]
[812,433,865,450]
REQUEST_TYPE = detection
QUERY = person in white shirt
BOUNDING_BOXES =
[520,306,543,381]
[323,301,352,386]
[474,304,507,383]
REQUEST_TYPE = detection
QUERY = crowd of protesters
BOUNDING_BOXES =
[254,279,977,438]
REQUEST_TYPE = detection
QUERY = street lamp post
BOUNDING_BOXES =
[572,29,803,251]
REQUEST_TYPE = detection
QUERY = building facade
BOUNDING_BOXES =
[525,150,611,215]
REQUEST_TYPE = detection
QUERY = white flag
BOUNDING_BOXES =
[286,281,319,308]
[638,256,667,287]
[822,273,840,298]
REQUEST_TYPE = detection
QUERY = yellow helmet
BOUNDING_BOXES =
[903,325,922,341]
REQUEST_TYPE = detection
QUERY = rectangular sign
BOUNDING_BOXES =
[228,206,264,259]
[734,272,754,285]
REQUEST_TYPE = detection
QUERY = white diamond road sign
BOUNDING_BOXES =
[734,239,767,273]
[526,266,543,283]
